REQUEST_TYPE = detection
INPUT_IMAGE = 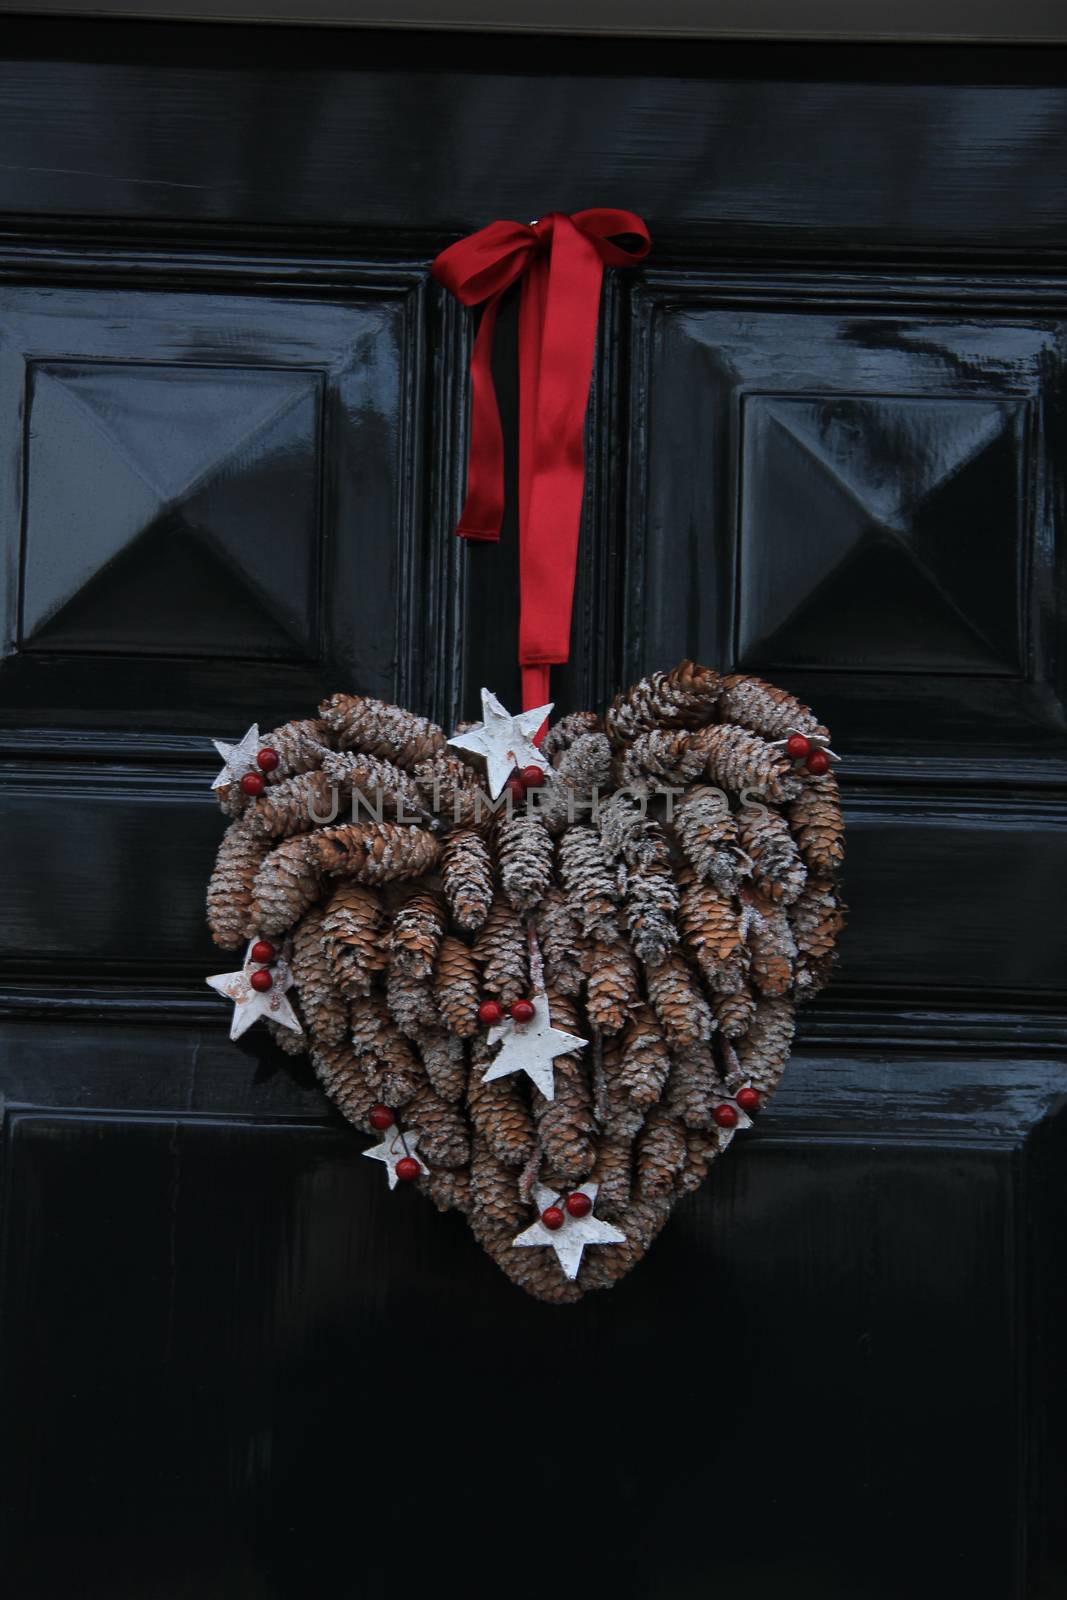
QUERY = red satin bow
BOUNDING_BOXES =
[432,209,651,716]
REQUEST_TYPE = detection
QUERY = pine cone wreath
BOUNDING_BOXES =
[205,664,844,1302]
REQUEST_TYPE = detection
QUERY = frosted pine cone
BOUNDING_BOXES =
[423,1166,471,1216]
[469,1135,527,1231]
[692,723,801,804]
[619,1004,671,1110]
[645,951,714,1046]
[414,1026,467,1103]
[620,856,679,968]
[618,729,706,789]
[678,872,747,993]
[605,660,721,744]
[468,1038,537,1168]
[592,1132,633,1220]
[671,785,750,894]
[535,886,584,997]
[404,1083,470,1168]
[310,821,439,885]
[291,907,348,1047]
[535,732,613,833]
[265,1017,308,1056]
[386,963,438,1037]
[318,692,447,769]
[788,771,845,877]
[472,898,529,1005]
[321,881,388,998]
[495,811,554,912]
[311,1037,377,1132]
[717,674,830,742]
[790,878,846,994]
[583,937,640,1034]
[738,806,807,905]
[636,1111,688,1197]
[320,749,428,823]
[746,893,797,997]
[542,710,601,763]
[433,935,481,1037]
[535,1040,596,1183]
[712,984,757,1039]
[734,997,796,1097]
[245,769,341,839]
[440,828,494,931]
[557,824,619,939]
[250,835,323,936]
[666,1043,719,1130]
[391,889,445,980]
[207,818,272,949]
[413,753,488,832]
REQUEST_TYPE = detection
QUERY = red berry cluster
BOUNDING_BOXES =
[712,1086,761,1128]
[478,997,535,1026]
[541,1191,593,1229]
[785,733,829,776]
[504,763,547,805]
[248,938,277,992]
[238,746,280,797]
[368,1104,420,1181]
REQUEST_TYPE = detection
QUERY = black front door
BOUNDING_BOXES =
[1,21,1065,1599]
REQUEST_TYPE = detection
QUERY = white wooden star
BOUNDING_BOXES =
[512,1182,627,1280]
[363,1127,429,1189]
[211,724,261,791]
[447,688,553,799]
[482,991,586,1101]
[206,940,303,1041]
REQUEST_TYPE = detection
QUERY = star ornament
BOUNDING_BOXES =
[483,991,586,1101]
[363,1128,429,1190]
[447,688,553,799]
[211,724,261,791]
[513,1183,627,1281]
[205,940,303,1041]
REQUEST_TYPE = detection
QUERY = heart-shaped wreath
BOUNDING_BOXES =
[205,662,844,1302]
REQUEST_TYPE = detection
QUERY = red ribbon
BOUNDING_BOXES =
[432,209,651,718]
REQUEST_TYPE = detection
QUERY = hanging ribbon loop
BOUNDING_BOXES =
[433,209,650,714]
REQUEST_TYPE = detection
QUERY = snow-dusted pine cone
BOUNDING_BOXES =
[440,828,494,931]
[207,818,272,949]
[318,692,447,768]
[717,674,829,743]
[321,881,389,998]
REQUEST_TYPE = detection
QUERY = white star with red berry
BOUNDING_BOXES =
[363,1127,429,1190]
[211,724,261,792]
[482,991,586,1101]
[712,1095,754,1150]
[512,1182,626,1280]
[447,688,552,799]
[206,940,302,1041]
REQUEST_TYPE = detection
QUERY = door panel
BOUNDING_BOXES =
[0,21,1064,1600]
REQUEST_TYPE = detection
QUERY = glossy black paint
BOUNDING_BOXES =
[0,21,1064,1600]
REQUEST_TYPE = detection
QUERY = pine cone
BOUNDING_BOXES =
[788,771,845,877]
[495,811,554,912]
[535,994,597,1183]
[265,1018,308,1056]
[621,856,679,968]
[291,907,348,1047]
[404,1083,470,1168]
[666,1043,719,1130]
[618,1004,671,1110]
[790,878,846,995]
[263,717,332,778]
[636,1110,688,1197]
[583,937,640,1033]
[320,749,428,823]
[469,1134,527,1230]
[423,1166,471,1216]
[321,882,388,998]
[318,692,447,768]
[592,1132,634,1220]
[577,1194,674,1297]
[536,733,613,833]
[605,660,721,744]
[692,723,801,804]
[249,835,323,936]
[391,889,445,979]
[414,1026,467,1103]
[671,785,750,894]
[207,818,272,949]
[678,872,746,993]
[734,997,795,1098]
[745,892,797,997]
[440,828,494,931]
[618,729,706,789]
[712,984,756,1039]
[472,898,528,1004]
[467,1037,538,1167]
[413,754,488,832]
[738,806,807,905]
[645,951,714,1046]
[481,1229,583,1306]
[677,1128,722,1196]
[534,886,584,997]
[310,821,439,884]
[311,1037,377,1131]
[718,674,830,742]
[433,935,481,1037]
[557,824,619,938]
[245,768,341,839]
[542,710,601,763]
[349,994,425,1107]
[386,963,438,1037]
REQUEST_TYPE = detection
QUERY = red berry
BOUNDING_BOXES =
[239,771,265,796]
[395,1156,421,1183]
[807,749,830,775]
[786,733,811,760]
[369,1104,394,1131]
[736,1086,761,1114]
[541,1206,565,1231]
[249,968,273,992]
[511,999,535,1024]
[520,764,545,788]
[478,999,503,1026]
[565,1191,592,1219]
[256,747,280,772]
[250,939,276,965]
[713,1103,739,1129]
[505,774,527,804]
